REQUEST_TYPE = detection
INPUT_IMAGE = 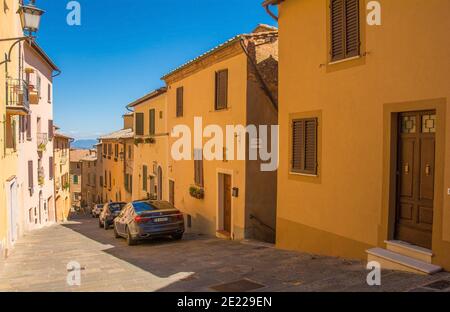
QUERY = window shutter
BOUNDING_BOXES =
[149,109,155,135]
[194,149,204,187]
[330,0,345,62]
[330,0,360,62]
[49,157,54,180]
[48,83,51,103]
[292,120,305,172]
[135,113,144,136]
[48,119,53,140]
[304,119,318,173]
[26,114,31,140]
[28,160,34,189]
[130,175,133,193]
[215,70,228,110]
[176,87,184,117]
[143,165,148,191]
[292,118,318,175]
[345,0,360,58]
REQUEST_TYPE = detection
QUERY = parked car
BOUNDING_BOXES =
[99,202,126,229]
[91,204,104,218]
[113,200,185,246]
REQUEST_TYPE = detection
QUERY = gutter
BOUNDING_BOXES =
[262,0,284,21]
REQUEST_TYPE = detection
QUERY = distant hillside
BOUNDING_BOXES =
[71,139,97,150]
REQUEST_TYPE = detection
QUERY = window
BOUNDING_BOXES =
[114,144,119,159]
[103,144,107,157]
[36,74,41,97]
[292,118,318,175]
[109,171,112,189]
[149,109,156,135]
[176,87,183,117]
[194,149,204,187]
[104,170,107,188]
[49,157,54,180]
[47,83,52,103]
[73,175,79,184]
[143,165,148,191]
[215,69,228,110]
[48,120,53,141]
[108,143,112,156]
[330,0,360,62]
[128,145,132,159]
[135,112,144,136]
[26,114,31,141]
[28,161,34,190]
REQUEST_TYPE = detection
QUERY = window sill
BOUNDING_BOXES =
[328,55,361,66]
[289,171,318,178]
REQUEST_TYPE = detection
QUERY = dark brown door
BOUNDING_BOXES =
[223,174,232,234]
[395,111,436,249]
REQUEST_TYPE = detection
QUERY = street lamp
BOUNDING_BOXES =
[0,0,45,67]
[18,1,45,35]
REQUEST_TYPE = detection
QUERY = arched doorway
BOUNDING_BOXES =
[157,166,163,200]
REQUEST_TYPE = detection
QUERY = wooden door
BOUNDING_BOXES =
[395,111,436,249]
[223,174,232,234]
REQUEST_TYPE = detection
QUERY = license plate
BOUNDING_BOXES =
[154,217,169,223]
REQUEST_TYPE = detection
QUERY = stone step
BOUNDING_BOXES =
[367,248,442,275]
[385,240,433,264]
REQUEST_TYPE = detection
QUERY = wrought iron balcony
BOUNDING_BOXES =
[6,78,30,116]
[37,133,48,152]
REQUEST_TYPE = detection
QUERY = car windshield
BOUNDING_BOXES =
[133,201,174,214]
[109,203,126,212]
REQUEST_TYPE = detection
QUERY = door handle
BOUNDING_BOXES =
[404,163,410,174]
[425,164,432,176]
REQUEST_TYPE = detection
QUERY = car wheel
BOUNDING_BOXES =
[99,219,103,228]
[114,225,121,238]
[172,233,183,241]
[126,228,137,246]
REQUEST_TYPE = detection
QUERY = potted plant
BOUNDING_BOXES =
[134,138,143,145]
[189,186,205,199]
[38,176,45,186]
[145,137,156,144]
[38,143,46,151]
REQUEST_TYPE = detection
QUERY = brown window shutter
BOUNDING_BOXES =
[135,113,144,136]
[28,160,34,189]
[48,120,53,140]
[215,70,228,110]
[292,118,318,175]
[49,157,54,180]
[330,0,360,62]
[345,0,360,58]
[194,149,204,187]
[26,114,31,140]
[304,119,318,173]
[292,120,305,172]
[176,87,184,117]
[149,109,155,135]
[143,165,148,191]
[330,0,345,62]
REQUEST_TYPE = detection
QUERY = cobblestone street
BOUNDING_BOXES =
[0,216,449,292]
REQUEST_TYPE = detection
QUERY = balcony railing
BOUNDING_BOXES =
[37,133,48,152]
[6,78,30,116]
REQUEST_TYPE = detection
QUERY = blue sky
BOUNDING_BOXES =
[35,0,277,140]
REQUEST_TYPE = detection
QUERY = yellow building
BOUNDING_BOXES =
[266,0,450,272]
[98,116,134,203]
[53,131,72,222]
[0,0,23,257]
[162,25,278,242]
[127,88,168,202]
[81,153,98,209]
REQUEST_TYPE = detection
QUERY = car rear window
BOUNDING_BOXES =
[133,201,174,213]
[109,203,126,212]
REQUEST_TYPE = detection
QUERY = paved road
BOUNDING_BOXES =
[0,215,449,292]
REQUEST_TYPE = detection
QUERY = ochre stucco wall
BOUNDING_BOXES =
[166,51,249,239]
[276,0,450,269]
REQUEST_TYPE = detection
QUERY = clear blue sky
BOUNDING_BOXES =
[35,0,277,140]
